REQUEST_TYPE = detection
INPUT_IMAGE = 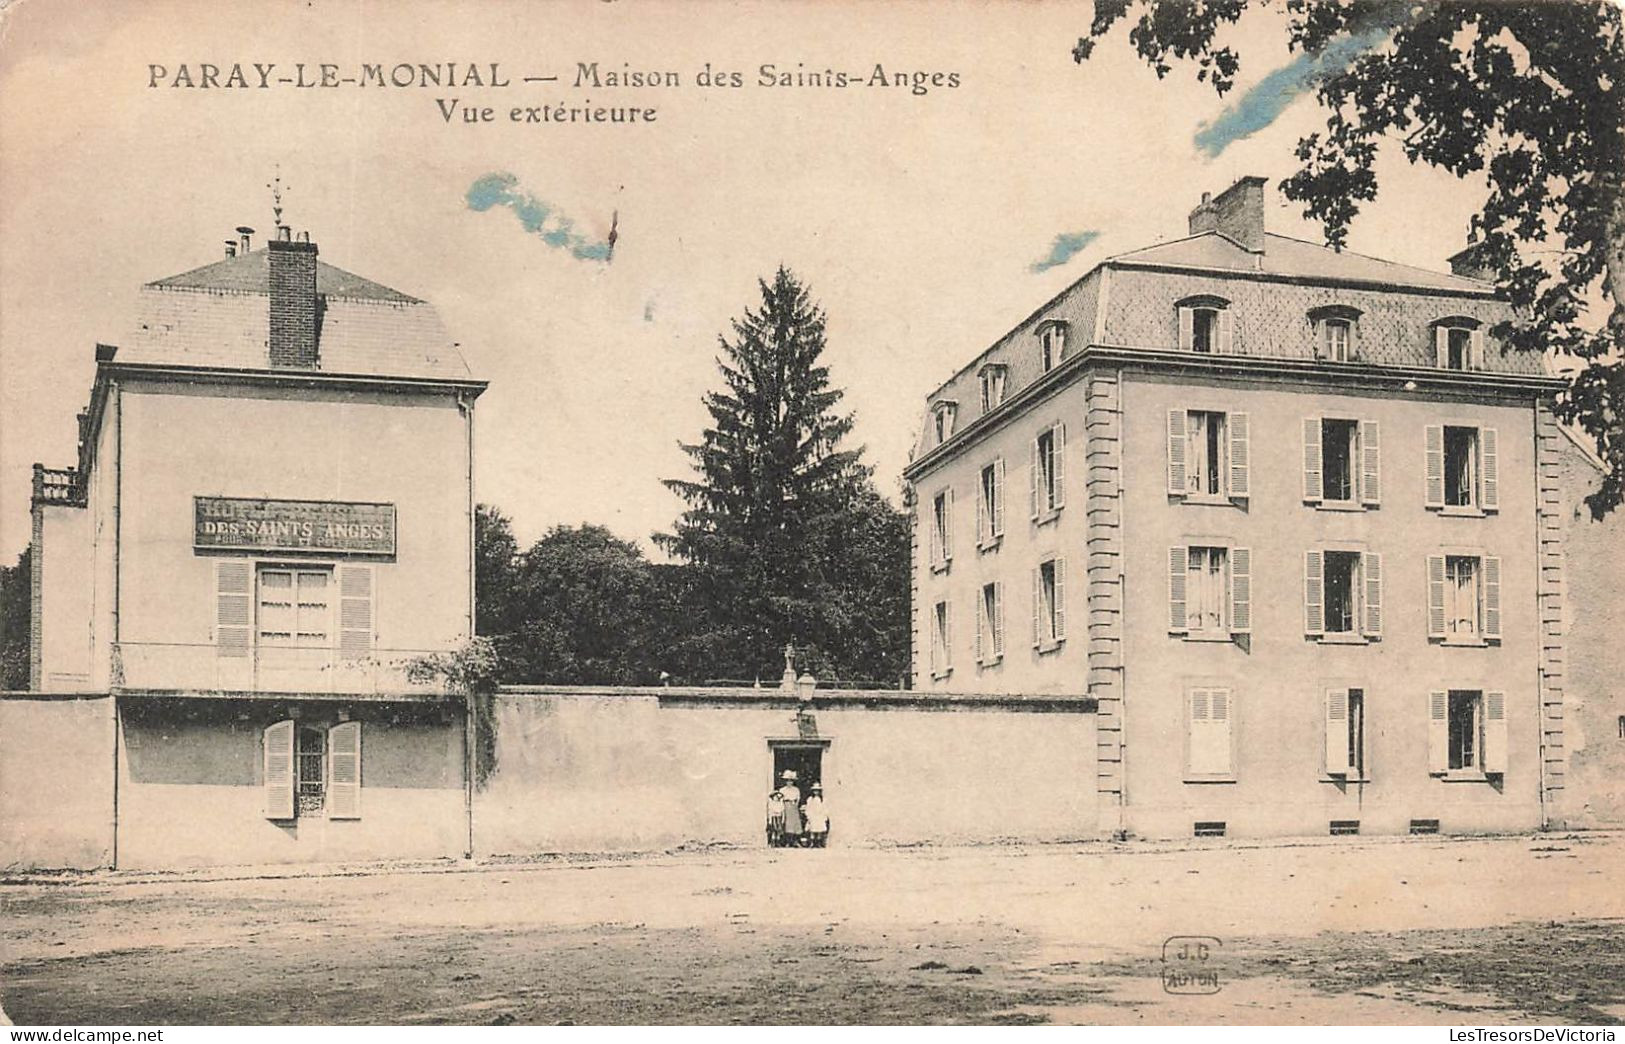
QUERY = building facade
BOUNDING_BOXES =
[13,222,484,868]
[905,176,1570,839]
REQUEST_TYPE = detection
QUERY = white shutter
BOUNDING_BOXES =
[1362,551,1383,637]
[993,458,1006,536]
[1217,309,1234,354]
[1325,688,1350,776]
[1434,325,1449,368]
[1428,690,1449,774]
[1169,546,1189,633]
[216,560,252,658]
[1052,424,1066,509]
[928,500,941,564]
[1483,556,1502,639]
[1481,427,1500,510]
[1303,418,1323,502]
[327,720,362,820]
[976,476,986,546]
[1032,567,1042,648]
[1427,555,1447,638]
[1052,558,1066,640]
[1228,412,1250,498]
[1360,419,1381,505]
[1424,425,1445,508]
[263,719,295,820]
[992,583,1004,658]
[1178,307,1194,351]
[1304,550,1324,635]
[1029,438,1040,519]
[339,565,374,662]
[1484,691,1508,774]
[1167,409,1188,496]
[944,603,952,670]
[944,489,954,561]
[1470,328,1486,369]
[974,589,984,664]
[1229,547,1251,635]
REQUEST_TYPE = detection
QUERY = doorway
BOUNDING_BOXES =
[766,739,830,848]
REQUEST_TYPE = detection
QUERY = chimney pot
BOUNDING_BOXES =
[236,225,255,254]
[278,224,292,242]
[298,230,310,244]
[225,240,237,258]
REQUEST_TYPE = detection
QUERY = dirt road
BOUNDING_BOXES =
[3,832,1623,1024]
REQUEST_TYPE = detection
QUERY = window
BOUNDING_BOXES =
[1030,423,1065,519]
[1186,687,1234,779]
[1428,689,1505,776]
[1427,553,1502,642]
[1038,322,1067,373]
[930,600,952,678]
[257,567,333,649]
[979,365,1007,413]
[217,562,373,662]
[1303,417,1380,507]
[1425,425,1499,512]
[977,461,1004,547]
[1304,549,1382,640]
[1033,558,1066,650]
[1325,687,1366,778]
[263,719,361,820]
[1167,409,1249,501]
[1177,297,1232,354]
[1324,319,1352,361]
[1168,545,1250,640]
[975,582,1004,665]
[1435,322,1481,370]
[929,489,953,571]
[932,401,957,444]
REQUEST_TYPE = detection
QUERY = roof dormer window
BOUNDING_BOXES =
[932,400,958,445]
[978,364,1008,413]
[1309,305,1363,362]
[1037,320,1069,374]
[1176,296,1232,354]
[1434,318,1483,371]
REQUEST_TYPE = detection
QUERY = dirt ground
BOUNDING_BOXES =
[3,832,1623,1025]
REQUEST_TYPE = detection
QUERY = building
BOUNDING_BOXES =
[904,176,1573,839]
[7,220,484,868]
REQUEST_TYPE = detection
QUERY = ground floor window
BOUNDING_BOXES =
[1448,690,1481,771]
[1429,688,1507,776]
[1186,687,1234,780]
[265,718,362,821]
[297,725,326,814]
[1325,687,1365,778]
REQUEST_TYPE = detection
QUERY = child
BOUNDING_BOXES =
[802,782,829,848]
[766,788,785,847]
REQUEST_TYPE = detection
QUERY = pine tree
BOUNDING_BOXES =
[660,267,903,682]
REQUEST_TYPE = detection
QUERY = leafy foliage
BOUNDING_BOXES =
[0,548,30,689]
[1076,0,1625,515]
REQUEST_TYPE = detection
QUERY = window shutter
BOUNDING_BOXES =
[1032,567,1042,648]
[993,458,1006,536]
[974,590,984,664]
[1428,691,1449,774]
[944,489,954,561]
[1217,309,1234,354]
[944,603,952,670]
[976,477,986,546]
[993,583,1004,658]
[1167,409,1188,496]
[1052,425,1066,509]
[1211,689,1232,775]
[1052,558,1066,640]
[1427,555,1447,638]
[1169,546,1189,634]
[1362,551,1383,637]
[1229,546,1251,635]
[327,720,362,820]
[1029,438,1040,519]
[338,565,374,662]
[216,560,252,658]
[1481,427,1500,510]
[1424,425,1445,508]
[1484,691,1508,774]
[1434,325,1449,368]
[1325,688,1350,776]
[1304,550,1324,635]
[1470,328,1485,369]
[928,501,941,564]
[1178,307,1194,351]
[1228,412,1250,498]
[1360,419,1381,505]
[1483,556,1502,639]
[1302,418,1323,502]
[263,719,295,820]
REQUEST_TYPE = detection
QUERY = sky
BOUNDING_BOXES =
[0,0,1498,560]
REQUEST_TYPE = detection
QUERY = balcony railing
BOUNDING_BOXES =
[112,641,455,697]
[32,464,86,507]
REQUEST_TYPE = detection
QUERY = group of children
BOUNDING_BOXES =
[766,770,829,848]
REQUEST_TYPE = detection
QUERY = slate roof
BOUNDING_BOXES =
[147,249,422,303]
[1111,231,1496,295]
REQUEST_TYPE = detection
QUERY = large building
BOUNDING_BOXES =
[11,221,485,867]
[904,176,1572,839]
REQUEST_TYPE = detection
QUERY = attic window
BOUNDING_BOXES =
[1435,317,1483,370]
[1176,296,1231,354]
[1308,306,1363,362]
[978,364,1008,413]
[1037,320,1069,373]
[932,400,958,444]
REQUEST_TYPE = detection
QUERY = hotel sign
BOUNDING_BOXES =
[194,497,396,556]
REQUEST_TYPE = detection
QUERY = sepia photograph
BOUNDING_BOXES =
[0,0,1622,1032]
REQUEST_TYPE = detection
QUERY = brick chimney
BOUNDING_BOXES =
[1188,176,1268,253]
[268,228,320,369]
[1446,237,1497,283]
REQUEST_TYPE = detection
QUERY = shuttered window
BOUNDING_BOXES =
[930,490,953,568]
[931,600,951,676]
[977,461,1004,545]
[338,565,375,662]
[1305,417,1379,506]
[1033,558,1066,648]
[263,719,295,820]
[1032,424,1065,517]
[1305,550,1380,640]
[1187,687,1234,778]
[1428,425,1499,512]
[1169,545,1248,639]
[976,582,1003,664]
[1429,554,1500,642]
[1167,409,1247,500]
[1432,689,1505,776]
[216,561,253,658]
[1325,687,1366,778]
